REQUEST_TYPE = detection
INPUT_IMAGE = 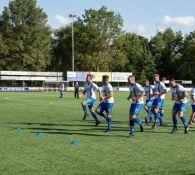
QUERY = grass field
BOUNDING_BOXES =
[0,92,195,175]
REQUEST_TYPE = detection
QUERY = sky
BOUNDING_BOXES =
[0,0,195,38]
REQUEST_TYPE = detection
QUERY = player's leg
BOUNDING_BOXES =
[152,99,160,128]
[189,105,195,125]
[134,104,144,131]
[178,103,188,134]
[104,103,114,132]
[159,99,166,126]
[129,103,143,137]
[96,102,106,119]
[88,98,100,126]
[81,100,89,120]
[144,100,153,125]
[171,103,178,133]
[129,103,136,136]
[60,90,63,98]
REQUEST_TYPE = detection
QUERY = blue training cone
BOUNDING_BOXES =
[15,126,21,131]
[35,132,44,137]
[71,140,78,145]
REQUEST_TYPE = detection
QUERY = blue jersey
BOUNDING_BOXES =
[83,82,99,99]
[170,84,187,104]
[144,85,154,101]
[128,82,144,104]
[153,81,166,100]
[190,88,195,105]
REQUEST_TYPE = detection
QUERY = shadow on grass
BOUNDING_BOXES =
[30,131,129,138]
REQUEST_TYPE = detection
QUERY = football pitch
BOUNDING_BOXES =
[0,92,195,175]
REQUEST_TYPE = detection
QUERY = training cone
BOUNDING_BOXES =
[15,126,21,131]
[35,132,43,137]
[71,140,78,145]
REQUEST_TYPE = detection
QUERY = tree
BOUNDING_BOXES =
[76,6,123,71]
[177,31,195,81]
[149,28,183,78]
[0,0,51,71]
[112,33,156,81]
[52,6,124,73]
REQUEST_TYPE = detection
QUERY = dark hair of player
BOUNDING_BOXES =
[86,74,93,78]
[102,75,109,80]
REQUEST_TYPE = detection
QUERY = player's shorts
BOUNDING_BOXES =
[130,103,143,115]
[152,98,163,108]
[85,98,96,109]
[191,105,195,112]
[97,102,114,114]
[145,100,153,108]
[173,102,187,112]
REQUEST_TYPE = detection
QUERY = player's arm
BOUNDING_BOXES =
[79,89,86,98]
[97,88,102,99]
[127,91,132,101]
[134,85,145,100]
[178,90,187,100]
[135,90,145,100]
[172,93,177,101]
[192,95,195,102]
[192,89,195,102]
[103,91,113,100]
[158,85,166,96]
[93,83,101,98]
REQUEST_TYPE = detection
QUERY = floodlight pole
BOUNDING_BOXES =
[69,14,76,87]
[71,22,74,73]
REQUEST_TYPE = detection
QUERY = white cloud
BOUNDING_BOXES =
[161,15,195,26]
[137,24,147,33]
[54,14,72,26]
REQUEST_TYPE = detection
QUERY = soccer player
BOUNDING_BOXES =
[159,77,167,126]
[80,74,100,126]
[127,75,145,137]
[169,78,189,134]
[189,87,195,125]
[96,75,114,132]
[143,79,154,125]
[59,81,64,98]
[151,74,166,128]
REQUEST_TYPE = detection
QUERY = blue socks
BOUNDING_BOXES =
[181,116,187,127]
[134,117,143,126]
[82,104,99,123]
[154,112,160,124]
[90,111,99,123]
[106,116,112,130]
[173,116,177,129]
[130,117,142,134]
[173,116,187,129]
[97,111,106,119]
[82,104,88,115]
[130,119,135,134]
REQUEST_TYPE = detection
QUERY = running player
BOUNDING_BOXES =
[159,77,167,126]
[80,74,100,126]
[143,79,154,125]
[151,74,166,128]
[96,75,114,132]
[169,78,189,134]
[127,74,145,137]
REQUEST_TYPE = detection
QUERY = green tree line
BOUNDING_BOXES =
[0,0,194,82]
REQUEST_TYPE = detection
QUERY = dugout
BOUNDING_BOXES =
[0,71,64,92]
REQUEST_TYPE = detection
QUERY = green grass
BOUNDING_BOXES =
[0,92,195,175]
